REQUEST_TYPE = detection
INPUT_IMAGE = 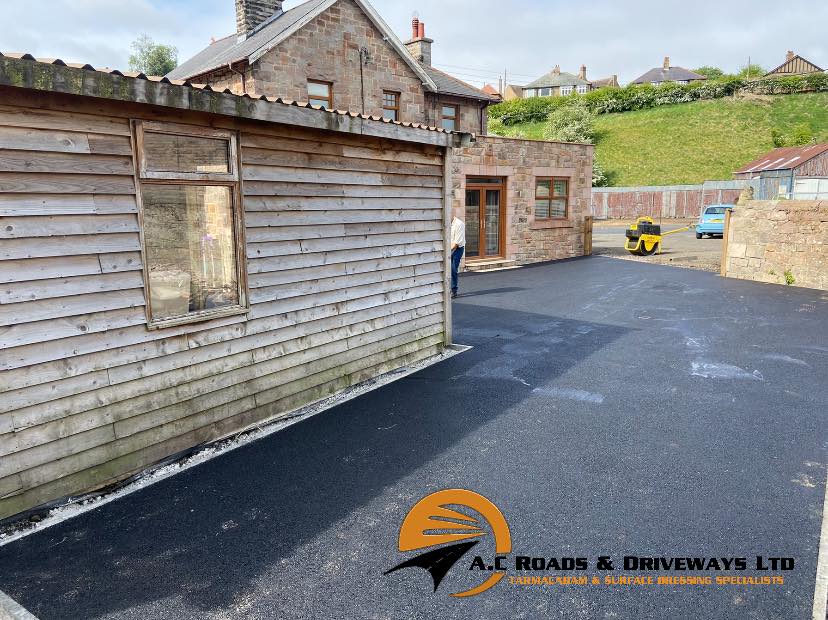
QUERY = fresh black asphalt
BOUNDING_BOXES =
[1,257,826,619]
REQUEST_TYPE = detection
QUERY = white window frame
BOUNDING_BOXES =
[577,85,588,95]
[560,86,573,96]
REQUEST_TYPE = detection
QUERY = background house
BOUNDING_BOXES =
[502,84,524,101]
[764,51,824,77]
[630,57,706,86]
[734,144,828,199]
[168,0,496,134]
[522,65,619,98]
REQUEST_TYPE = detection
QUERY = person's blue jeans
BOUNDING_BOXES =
[451,246,465,294]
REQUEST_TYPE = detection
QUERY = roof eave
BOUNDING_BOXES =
[0,55,462,148]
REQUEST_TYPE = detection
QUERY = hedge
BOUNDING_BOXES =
[488,73,828,125]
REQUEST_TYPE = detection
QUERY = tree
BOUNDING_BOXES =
[543,103,607,186]
[693,66,724,80]
[737,63,766,80]
[128,35,178,76]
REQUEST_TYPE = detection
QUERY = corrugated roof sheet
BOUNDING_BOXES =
[0,53,454,137]
[735,144,828,174]
[631,66,706,84]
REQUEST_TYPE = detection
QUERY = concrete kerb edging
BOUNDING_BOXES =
[0,589,38,620]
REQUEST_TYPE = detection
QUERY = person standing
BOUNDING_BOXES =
[450,215,466,299]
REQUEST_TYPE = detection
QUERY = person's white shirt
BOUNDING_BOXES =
[451,217,466,249]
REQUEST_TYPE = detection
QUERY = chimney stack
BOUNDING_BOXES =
[404,13,434,66]
[552,65,561,75]
[663,56,670,70]
[579,64,587,80]
[786,50,795,62]
[236,0,283,40]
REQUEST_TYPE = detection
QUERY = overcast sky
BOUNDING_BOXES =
[2,0,826,85]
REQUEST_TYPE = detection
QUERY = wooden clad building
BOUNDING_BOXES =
[0,54,464,521]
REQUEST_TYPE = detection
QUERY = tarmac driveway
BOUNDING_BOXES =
[0,257,826,620]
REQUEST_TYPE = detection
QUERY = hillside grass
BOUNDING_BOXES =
[489,92,828,186]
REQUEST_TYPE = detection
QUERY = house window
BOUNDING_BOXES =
[308,80,333,108]
[534,178,569,219]
[133,121,247,328]
[383,91,400,121]
[677,80,689,85]
[560,86,573,96]
[540,87,552,97]
[577,85,588,95]
[441,105,458,131]
[651,81,661,87]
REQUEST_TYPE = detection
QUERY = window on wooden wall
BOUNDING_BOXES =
[133,121,248,329]
[308,80,333,108]
[382,91,400,121]
[534,178,569,219]
[441,105,458,131]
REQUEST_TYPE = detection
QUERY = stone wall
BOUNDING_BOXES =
[248,0,427,124]
[724,200,828,290]
[451,136,594,265]
[591,180,755,220]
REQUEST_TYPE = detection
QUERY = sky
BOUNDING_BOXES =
[1,0,826,86]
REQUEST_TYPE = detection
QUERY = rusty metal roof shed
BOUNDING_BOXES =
[735,144,828,175]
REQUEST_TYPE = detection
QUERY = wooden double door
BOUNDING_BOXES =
[464,177,505,259]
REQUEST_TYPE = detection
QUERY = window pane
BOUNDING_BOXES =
[143,133,230,174]
[485,190,500,256]
[468,177,502,185]
[553,179,568,197]
[383,108,398,121]
[384,92,398,107]
[309,98,331,108]
[308,81,330,97]
[535,199,551,219]
[441,106,456,118]
[536,179,551,199]
[142,185,239,321]
[550,198,567,218]
[442,118,456,131]
[465,190,480,258]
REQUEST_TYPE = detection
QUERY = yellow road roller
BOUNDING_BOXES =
[624,217,692,256]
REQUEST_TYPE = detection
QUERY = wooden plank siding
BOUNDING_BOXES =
[0,102,448,520]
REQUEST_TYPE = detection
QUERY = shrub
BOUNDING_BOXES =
[543,102,595,143]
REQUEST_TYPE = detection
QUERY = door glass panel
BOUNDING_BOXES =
[465,190,480,258]
[485,189,500,256]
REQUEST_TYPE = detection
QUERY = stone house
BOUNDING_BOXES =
[172,0,594,270]
[630,57,707,86]
[168,0,497,134]
[522,65,618,98]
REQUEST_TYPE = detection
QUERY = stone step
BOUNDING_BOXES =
[464,259,519,273]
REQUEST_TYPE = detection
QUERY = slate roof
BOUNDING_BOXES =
[168,0,328,80]
[421,65,497,101]
[735,144,828,174]
[631,66,706,84]
[524,71,590,89]
[167,0,434,92]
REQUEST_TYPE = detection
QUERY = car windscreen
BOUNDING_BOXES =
[705,207,727,215]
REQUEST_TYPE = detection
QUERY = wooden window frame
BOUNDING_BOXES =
[308,79,334,109]
[534,177,570,221]
[441,105,458,131]
[382,90,401,121]
[132,120,249,330]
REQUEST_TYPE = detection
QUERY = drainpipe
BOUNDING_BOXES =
[228,62,247,95]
